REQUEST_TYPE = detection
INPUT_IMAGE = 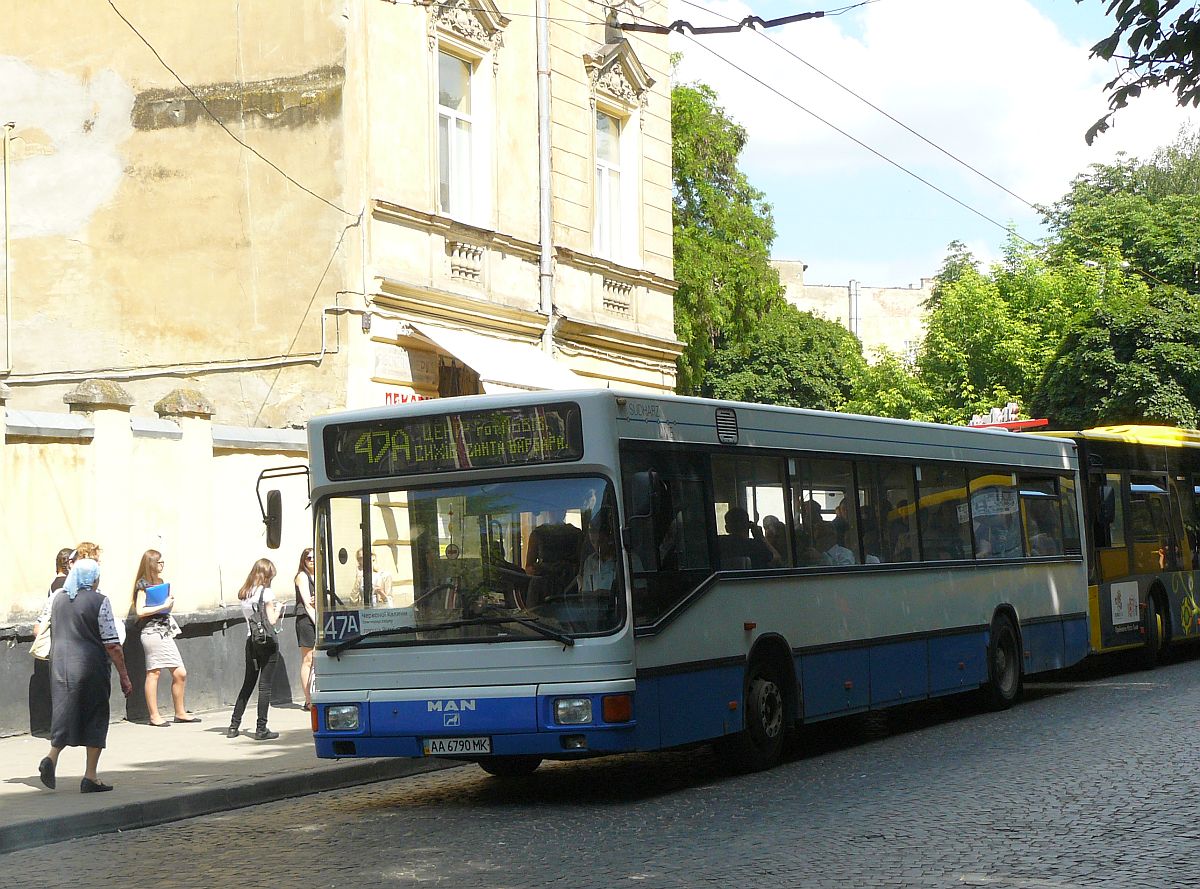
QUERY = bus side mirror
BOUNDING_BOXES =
[265,489,283,549]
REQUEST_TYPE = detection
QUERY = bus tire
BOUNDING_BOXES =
[1140,592,1167,670]
[983,613,1022,710]
[478,756,542,778]
[717,659,786,773]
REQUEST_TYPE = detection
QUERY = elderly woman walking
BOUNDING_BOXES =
[33,557,132,792]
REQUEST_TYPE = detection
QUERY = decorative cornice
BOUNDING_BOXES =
[373,200,541,263]
[555,245,678,295]
[584,39,655,110]
[554,314,684,363]
[419,0,510,55]
[375,278,547,340]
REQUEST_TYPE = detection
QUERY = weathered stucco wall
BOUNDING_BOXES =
[0,0,355,426]
[775,260,932,358]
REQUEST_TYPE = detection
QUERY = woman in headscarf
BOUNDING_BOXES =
[34,556,133,792]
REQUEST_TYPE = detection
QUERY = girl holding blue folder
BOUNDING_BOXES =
[131,550,199,727]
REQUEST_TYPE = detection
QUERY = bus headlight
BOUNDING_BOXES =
[554,697,593,725]
[326,705,360,731]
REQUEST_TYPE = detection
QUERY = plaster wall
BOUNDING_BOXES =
[775,260,932,358]
[0,0,355,426]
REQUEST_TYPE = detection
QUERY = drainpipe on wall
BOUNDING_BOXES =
[848,278,861,340]
[2,122,13,376]
[536,0,555,356]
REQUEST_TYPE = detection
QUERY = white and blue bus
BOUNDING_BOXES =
[287,390,1089,774]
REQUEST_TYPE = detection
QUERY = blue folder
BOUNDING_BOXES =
[144,582,170,609]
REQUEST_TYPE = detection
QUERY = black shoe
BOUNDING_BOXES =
[80,778,113,793]
[226,726,239,738]
[38,756,56,790]
[253,729,279,741]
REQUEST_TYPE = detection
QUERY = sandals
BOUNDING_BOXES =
[148,720,172,728]
[173,716,202,724]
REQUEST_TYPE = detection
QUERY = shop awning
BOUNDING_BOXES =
[412,322,601,393]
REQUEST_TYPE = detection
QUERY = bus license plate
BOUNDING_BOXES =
[423,737,492,756]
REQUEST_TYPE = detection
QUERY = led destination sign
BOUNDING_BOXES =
[324,402,583,480]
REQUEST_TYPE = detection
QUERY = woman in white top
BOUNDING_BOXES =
[227,558,281,741]
[352,547,392,607]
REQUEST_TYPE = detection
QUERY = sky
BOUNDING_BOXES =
[667,0,1200,287]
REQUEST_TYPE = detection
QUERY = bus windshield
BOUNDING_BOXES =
[316,476,622,645]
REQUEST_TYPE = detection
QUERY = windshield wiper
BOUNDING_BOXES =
[321,615,574,657]
[459,615,575,647]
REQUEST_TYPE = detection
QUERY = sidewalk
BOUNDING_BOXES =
[0,704,455,855]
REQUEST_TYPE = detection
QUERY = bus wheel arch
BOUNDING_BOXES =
[715,635,795,773]
[983,607,1023,710]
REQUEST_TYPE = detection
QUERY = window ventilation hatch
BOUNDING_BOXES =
[715,408,739,444]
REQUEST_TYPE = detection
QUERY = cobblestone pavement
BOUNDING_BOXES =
[6,652,1200,889]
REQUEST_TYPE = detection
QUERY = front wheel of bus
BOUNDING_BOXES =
[984,614,1022,710]
[478,756,542,778]
[717,660,786,773]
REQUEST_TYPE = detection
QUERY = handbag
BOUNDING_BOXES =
[30,621,51,660]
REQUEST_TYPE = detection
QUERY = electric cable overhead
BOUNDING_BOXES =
[620,0,876,34]
[676,30,1034,246]
[676,0,1037,212]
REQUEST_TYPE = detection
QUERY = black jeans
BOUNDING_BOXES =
[231,637,279,732]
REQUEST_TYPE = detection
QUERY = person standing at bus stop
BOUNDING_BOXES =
[228,558,282,741]
[294,548,317,711]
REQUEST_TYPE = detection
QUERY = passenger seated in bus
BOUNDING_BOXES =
[717,507,775,569]
[815,521,856,567]
[762,515,789,566]
[525,509,584,605]
[579,514,645,595]
[862,529,882,564]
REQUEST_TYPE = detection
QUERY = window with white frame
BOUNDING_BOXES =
[437,51,473,219]
[594,110,623,260]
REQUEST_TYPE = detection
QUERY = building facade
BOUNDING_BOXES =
[0,0,680,427]
[0,1,679,730]
[773,260,931,359]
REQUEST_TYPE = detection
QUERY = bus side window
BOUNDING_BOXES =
[857,460,918,564]
[622,448,712,626]
[1018,475,1064,557]
[1059,475,1082,556]
[915,464,972,561]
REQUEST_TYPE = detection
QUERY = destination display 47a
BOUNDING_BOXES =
[323,402,583,480]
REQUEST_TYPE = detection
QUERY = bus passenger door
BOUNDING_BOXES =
[1090,471,1129,582]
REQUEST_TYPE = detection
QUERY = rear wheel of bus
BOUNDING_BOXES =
[1140,590,1168,670]
[716,658,786,773]
[983,613,1022,710]
[478,756,542,778]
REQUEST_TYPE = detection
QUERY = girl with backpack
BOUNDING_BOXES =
[227,558,281,741]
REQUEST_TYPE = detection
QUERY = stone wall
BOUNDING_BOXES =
[0,380,312,736]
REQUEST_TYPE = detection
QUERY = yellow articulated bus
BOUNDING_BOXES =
[1034,426,1200,666]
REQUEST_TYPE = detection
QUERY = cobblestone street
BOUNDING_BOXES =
[6,653,1199,889]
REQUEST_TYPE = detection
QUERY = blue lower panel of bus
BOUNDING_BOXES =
[313,693,642,759]
[633,662,745,750]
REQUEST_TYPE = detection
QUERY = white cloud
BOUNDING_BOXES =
[670,0,1200,214]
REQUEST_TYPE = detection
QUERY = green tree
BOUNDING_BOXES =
[1031,282,1200,428]
[705,304,866,410]
[916,238,1102,423]
[1079,1,1200,142]
[844,348,937,422]
[1043,132,1200,292]
[672,81,784,394]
